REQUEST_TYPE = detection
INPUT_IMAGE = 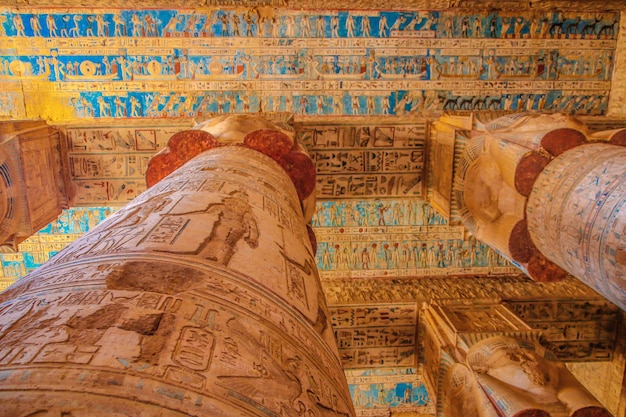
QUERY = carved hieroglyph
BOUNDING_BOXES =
[0,116,354,417]
[0,7,619,122]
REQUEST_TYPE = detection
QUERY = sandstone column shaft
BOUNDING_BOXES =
[527,143,626,311]
[0,117,354,416]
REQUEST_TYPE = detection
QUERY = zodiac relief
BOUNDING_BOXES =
[160,190,259,266]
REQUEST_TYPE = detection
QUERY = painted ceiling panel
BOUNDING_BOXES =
[0,7,618,121]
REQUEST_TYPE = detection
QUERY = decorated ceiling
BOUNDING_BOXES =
[0,2,625,416]
[0,6,622,121]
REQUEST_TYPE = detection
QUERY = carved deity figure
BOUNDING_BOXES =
[165,189,259,266]
[443,336,612,417]
[467,337,561,404]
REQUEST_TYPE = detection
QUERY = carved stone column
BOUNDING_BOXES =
[526,143,626,312]
[0,115,354,417]
[450,114,626,311]
[443,336,613,417]
[422,305,612,417]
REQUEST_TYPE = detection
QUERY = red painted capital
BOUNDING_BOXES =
[146,118,316,202]
[146,129,218,187]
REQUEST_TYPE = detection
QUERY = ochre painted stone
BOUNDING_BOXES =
[526,251,569,282]
[609,129,626,146]
[243,128,294,161]
[0,125,353,416]
[508,219,537,263]
[146,129,218,187]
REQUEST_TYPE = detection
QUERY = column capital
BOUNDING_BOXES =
[146,115,316,202]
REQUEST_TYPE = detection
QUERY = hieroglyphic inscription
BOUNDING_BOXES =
[331,304,418,368]
[438,303,532,334]
[506,299,619,361]
[335,326,415,349]
[172,326,216,371]
[298,122,426,199]
[0,8,616,121]
[1,0,624,10]
[331,304,417,327]
[341,346,415,368]
[62,122,192,205]
[345,368,434,417]
[322,275,601,305]
[315,223,517,278]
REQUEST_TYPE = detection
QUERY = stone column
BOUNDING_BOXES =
[527,143,626,312]
[0,115,355,417]
[452,113,626,311]
[0,120,70,253]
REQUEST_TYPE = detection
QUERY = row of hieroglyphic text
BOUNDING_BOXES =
[321,275,601,305]
[506,299,619,362]
[3,9,618,40]
[313,199,447,228]
[297,121,426,199]
[0,207,114,290]
[62,121,191,205]
[48,0,626,11]
[345,368,434,417]
[312,200,518,279]
[330,304,418,368]
[289,0,626,11]
[0,8,617,120]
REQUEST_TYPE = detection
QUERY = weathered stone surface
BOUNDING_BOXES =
[0,117,354,417]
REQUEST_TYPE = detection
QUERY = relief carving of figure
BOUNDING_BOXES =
[443,336,612,417]
[165,190,259,266]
